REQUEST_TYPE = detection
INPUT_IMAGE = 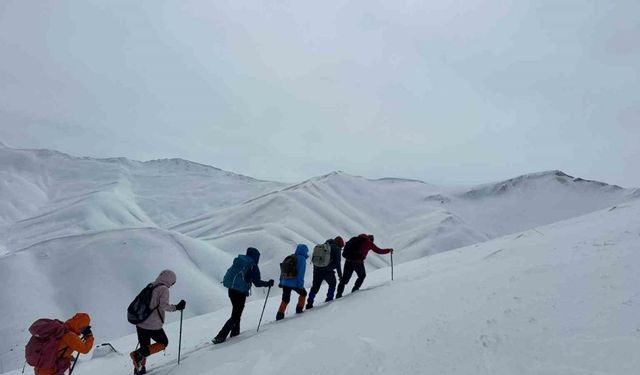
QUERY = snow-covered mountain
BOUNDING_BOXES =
[4,188,639,375]
[0,145,637,372]
[173,169,634,267]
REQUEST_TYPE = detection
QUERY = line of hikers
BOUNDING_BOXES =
[24,233,393,375]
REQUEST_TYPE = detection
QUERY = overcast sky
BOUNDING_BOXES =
[0,0,638,186]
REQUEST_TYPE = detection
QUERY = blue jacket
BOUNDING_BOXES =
[279,244,308,289]
[223,247,269,295]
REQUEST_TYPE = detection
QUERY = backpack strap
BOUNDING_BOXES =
[149,284,165,324]
[155,305,163,324]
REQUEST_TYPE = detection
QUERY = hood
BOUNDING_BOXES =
[295,244,309,258]
[155,269,177,287]
[65,312,90,334]
[334,236,345,248]
[358,233,373,242]
[246,247,260,263]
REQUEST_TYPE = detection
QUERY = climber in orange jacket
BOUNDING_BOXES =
[32,312,94,375]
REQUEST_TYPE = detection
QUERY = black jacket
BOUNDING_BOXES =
[323,238,343,278]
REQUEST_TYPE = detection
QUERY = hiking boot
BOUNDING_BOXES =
[296,306,304,314]
[130,350,143,373]
[325,297,333,302]
[139,366,146,375]
[212,336,226,345]
[305,302,314,309]
[276,312,285,321]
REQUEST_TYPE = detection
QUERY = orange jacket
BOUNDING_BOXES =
[34,313,94,375]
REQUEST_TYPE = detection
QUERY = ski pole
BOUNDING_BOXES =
[391,251,394,281]
[178,310,183,365]
[257,286,271,333]
[68,353,80,375]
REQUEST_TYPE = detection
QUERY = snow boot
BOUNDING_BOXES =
[130,350,144,374]
[306,292,315,309]
[276,301,287,320]
[140,366,147,375]
[326,287,335,301]
[212,336,226,345]
[296,294,306,313]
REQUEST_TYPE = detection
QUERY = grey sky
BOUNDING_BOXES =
[1,0,638,186]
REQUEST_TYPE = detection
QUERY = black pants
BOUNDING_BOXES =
[136,327,168,356]
[308,267,337,304]
[281,286,307,302]
[337,260,366,297]
[216,289,247,340]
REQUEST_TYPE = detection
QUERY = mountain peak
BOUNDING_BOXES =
[461,170,622,199]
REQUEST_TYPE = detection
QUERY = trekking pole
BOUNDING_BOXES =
[68,353,80,374]
[177,310,184,365]
[257,286,271,333]
[391,251,394,281]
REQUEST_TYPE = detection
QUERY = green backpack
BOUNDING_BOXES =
[311,243,331,267]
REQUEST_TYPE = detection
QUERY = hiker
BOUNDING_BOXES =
[306,236,344,309]
[336,234,393,298]
[276,244,309,320]
[27,312,94,375]
[129,270,185,375]
[213,247,274,344]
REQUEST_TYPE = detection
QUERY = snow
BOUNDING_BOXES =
[4,197,639,375]
[174,169,634,268]
[0,145,638,373]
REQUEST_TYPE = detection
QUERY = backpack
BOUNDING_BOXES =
[223,255,255,293]
[25,319,68,369]
[342,236,366,260]
[280,254,297,278]
[311,243,332,267]
[127,284,162,325]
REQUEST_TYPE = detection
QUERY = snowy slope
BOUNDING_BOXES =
[173,170,635,271]
[0,146,283,371]
[0,145,637,372]
[0,227,236,372]
[4,196,638,375]
[0,146,284,241]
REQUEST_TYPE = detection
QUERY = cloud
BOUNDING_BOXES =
[0,0,639,187]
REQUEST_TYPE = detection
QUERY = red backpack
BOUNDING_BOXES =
[25,319,69,370]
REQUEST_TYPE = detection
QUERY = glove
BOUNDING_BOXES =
[175,300,186,311]
[80,326,92,336]
[267,279,275,287]
[389,248,394,253]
